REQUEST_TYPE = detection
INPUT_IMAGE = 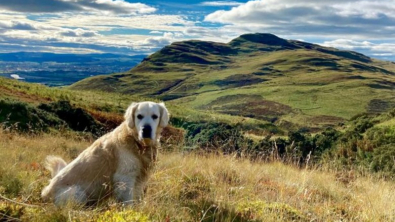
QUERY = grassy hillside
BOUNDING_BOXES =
[0,77,278,135]
[70,33,395,131]
[1,128,395,221]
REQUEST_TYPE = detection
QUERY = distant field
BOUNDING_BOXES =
[0,52,146,86]
[0,71,103,86]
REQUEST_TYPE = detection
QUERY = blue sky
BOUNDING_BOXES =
[0,0,395,61]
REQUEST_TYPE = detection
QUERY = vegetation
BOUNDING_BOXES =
[1,128,395,221]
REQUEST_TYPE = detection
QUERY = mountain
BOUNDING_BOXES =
[70,33,395,131]
[0,52,146,86]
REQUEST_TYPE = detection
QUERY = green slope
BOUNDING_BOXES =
[70,33,395,131]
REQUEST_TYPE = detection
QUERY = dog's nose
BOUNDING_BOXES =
[142,125,152,138]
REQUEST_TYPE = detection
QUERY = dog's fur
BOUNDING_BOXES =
[41,101,169,206]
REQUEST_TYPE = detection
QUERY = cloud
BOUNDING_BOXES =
[204,0,395,39]
[139,32,185,48]
[0,9,198,54]
[0,21,37,30]
[322,39,395,60]
[0,0,81,13]
[200,1,243,7]
[0,0,394,61]
[59,28,99,38]
[42,14,194,32]
[0,0,156,14]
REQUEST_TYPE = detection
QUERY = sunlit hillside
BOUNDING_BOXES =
[71,33,395,131]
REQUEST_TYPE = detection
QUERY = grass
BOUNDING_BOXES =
[1,128,395,221]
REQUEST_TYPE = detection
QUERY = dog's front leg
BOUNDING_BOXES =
[113,174,136,206]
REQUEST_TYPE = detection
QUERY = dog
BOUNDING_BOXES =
[41,101,169,206]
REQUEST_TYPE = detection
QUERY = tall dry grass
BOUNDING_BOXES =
[1,128,395,221]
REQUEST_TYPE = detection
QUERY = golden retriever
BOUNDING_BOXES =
[41,101,169,206]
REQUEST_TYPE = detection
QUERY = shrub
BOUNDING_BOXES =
[173,118,252,153]
[370,144,395,176]
[0,99,64,133]
[38,100,105,136]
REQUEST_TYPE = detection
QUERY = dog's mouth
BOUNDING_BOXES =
[140,125,153,146]
[142,138,152,146]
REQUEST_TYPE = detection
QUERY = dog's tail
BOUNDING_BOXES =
[44,155,67,178]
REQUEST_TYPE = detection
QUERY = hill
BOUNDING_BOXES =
[70,33,395,131]
[0,52,146,86]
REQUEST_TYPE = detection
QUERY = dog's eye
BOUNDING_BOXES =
[152,114,158,120]
[137,114,144,120]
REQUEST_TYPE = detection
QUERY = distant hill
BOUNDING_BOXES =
[70,33,395,131]
[0,52,146,86]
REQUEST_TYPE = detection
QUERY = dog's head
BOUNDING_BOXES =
[124,101,169,146]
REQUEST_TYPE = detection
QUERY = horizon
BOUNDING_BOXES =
[0,0,394,61]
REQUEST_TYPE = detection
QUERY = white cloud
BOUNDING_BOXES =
[322,39,374,50]
[139,32,185,48]
[43,14,195,32]
[59,28,99,37]
[204,0,395,39]
[0,21,38,30]
[322,39,395,60]
[200,1,243,7]
[0,0,156,15]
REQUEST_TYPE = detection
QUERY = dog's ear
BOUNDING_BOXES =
[124,102,138,129]
[158,102,169,128]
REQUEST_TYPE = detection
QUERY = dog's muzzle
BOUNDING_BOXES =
[142,125,152,145]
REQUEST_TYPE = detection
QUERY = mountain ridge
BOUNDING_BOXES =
[70,33,395,132]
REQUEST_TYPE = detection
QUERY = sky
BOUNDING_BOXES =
[0,0,395,61]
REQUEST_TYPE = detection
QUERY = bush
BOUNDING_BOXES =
[0,99,64,133]
[38,100,105,136]
[370,144,395,176]
[173,118,252,153]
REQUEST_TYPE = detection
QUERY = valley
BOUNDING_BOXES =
[0,52,146,86]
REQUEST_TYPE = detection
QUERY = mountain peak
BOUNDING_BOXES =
[236,33,286,44]
[229,33,298,51]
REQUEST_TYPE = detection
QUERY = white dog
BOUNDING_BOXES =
[41,101,169,206]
